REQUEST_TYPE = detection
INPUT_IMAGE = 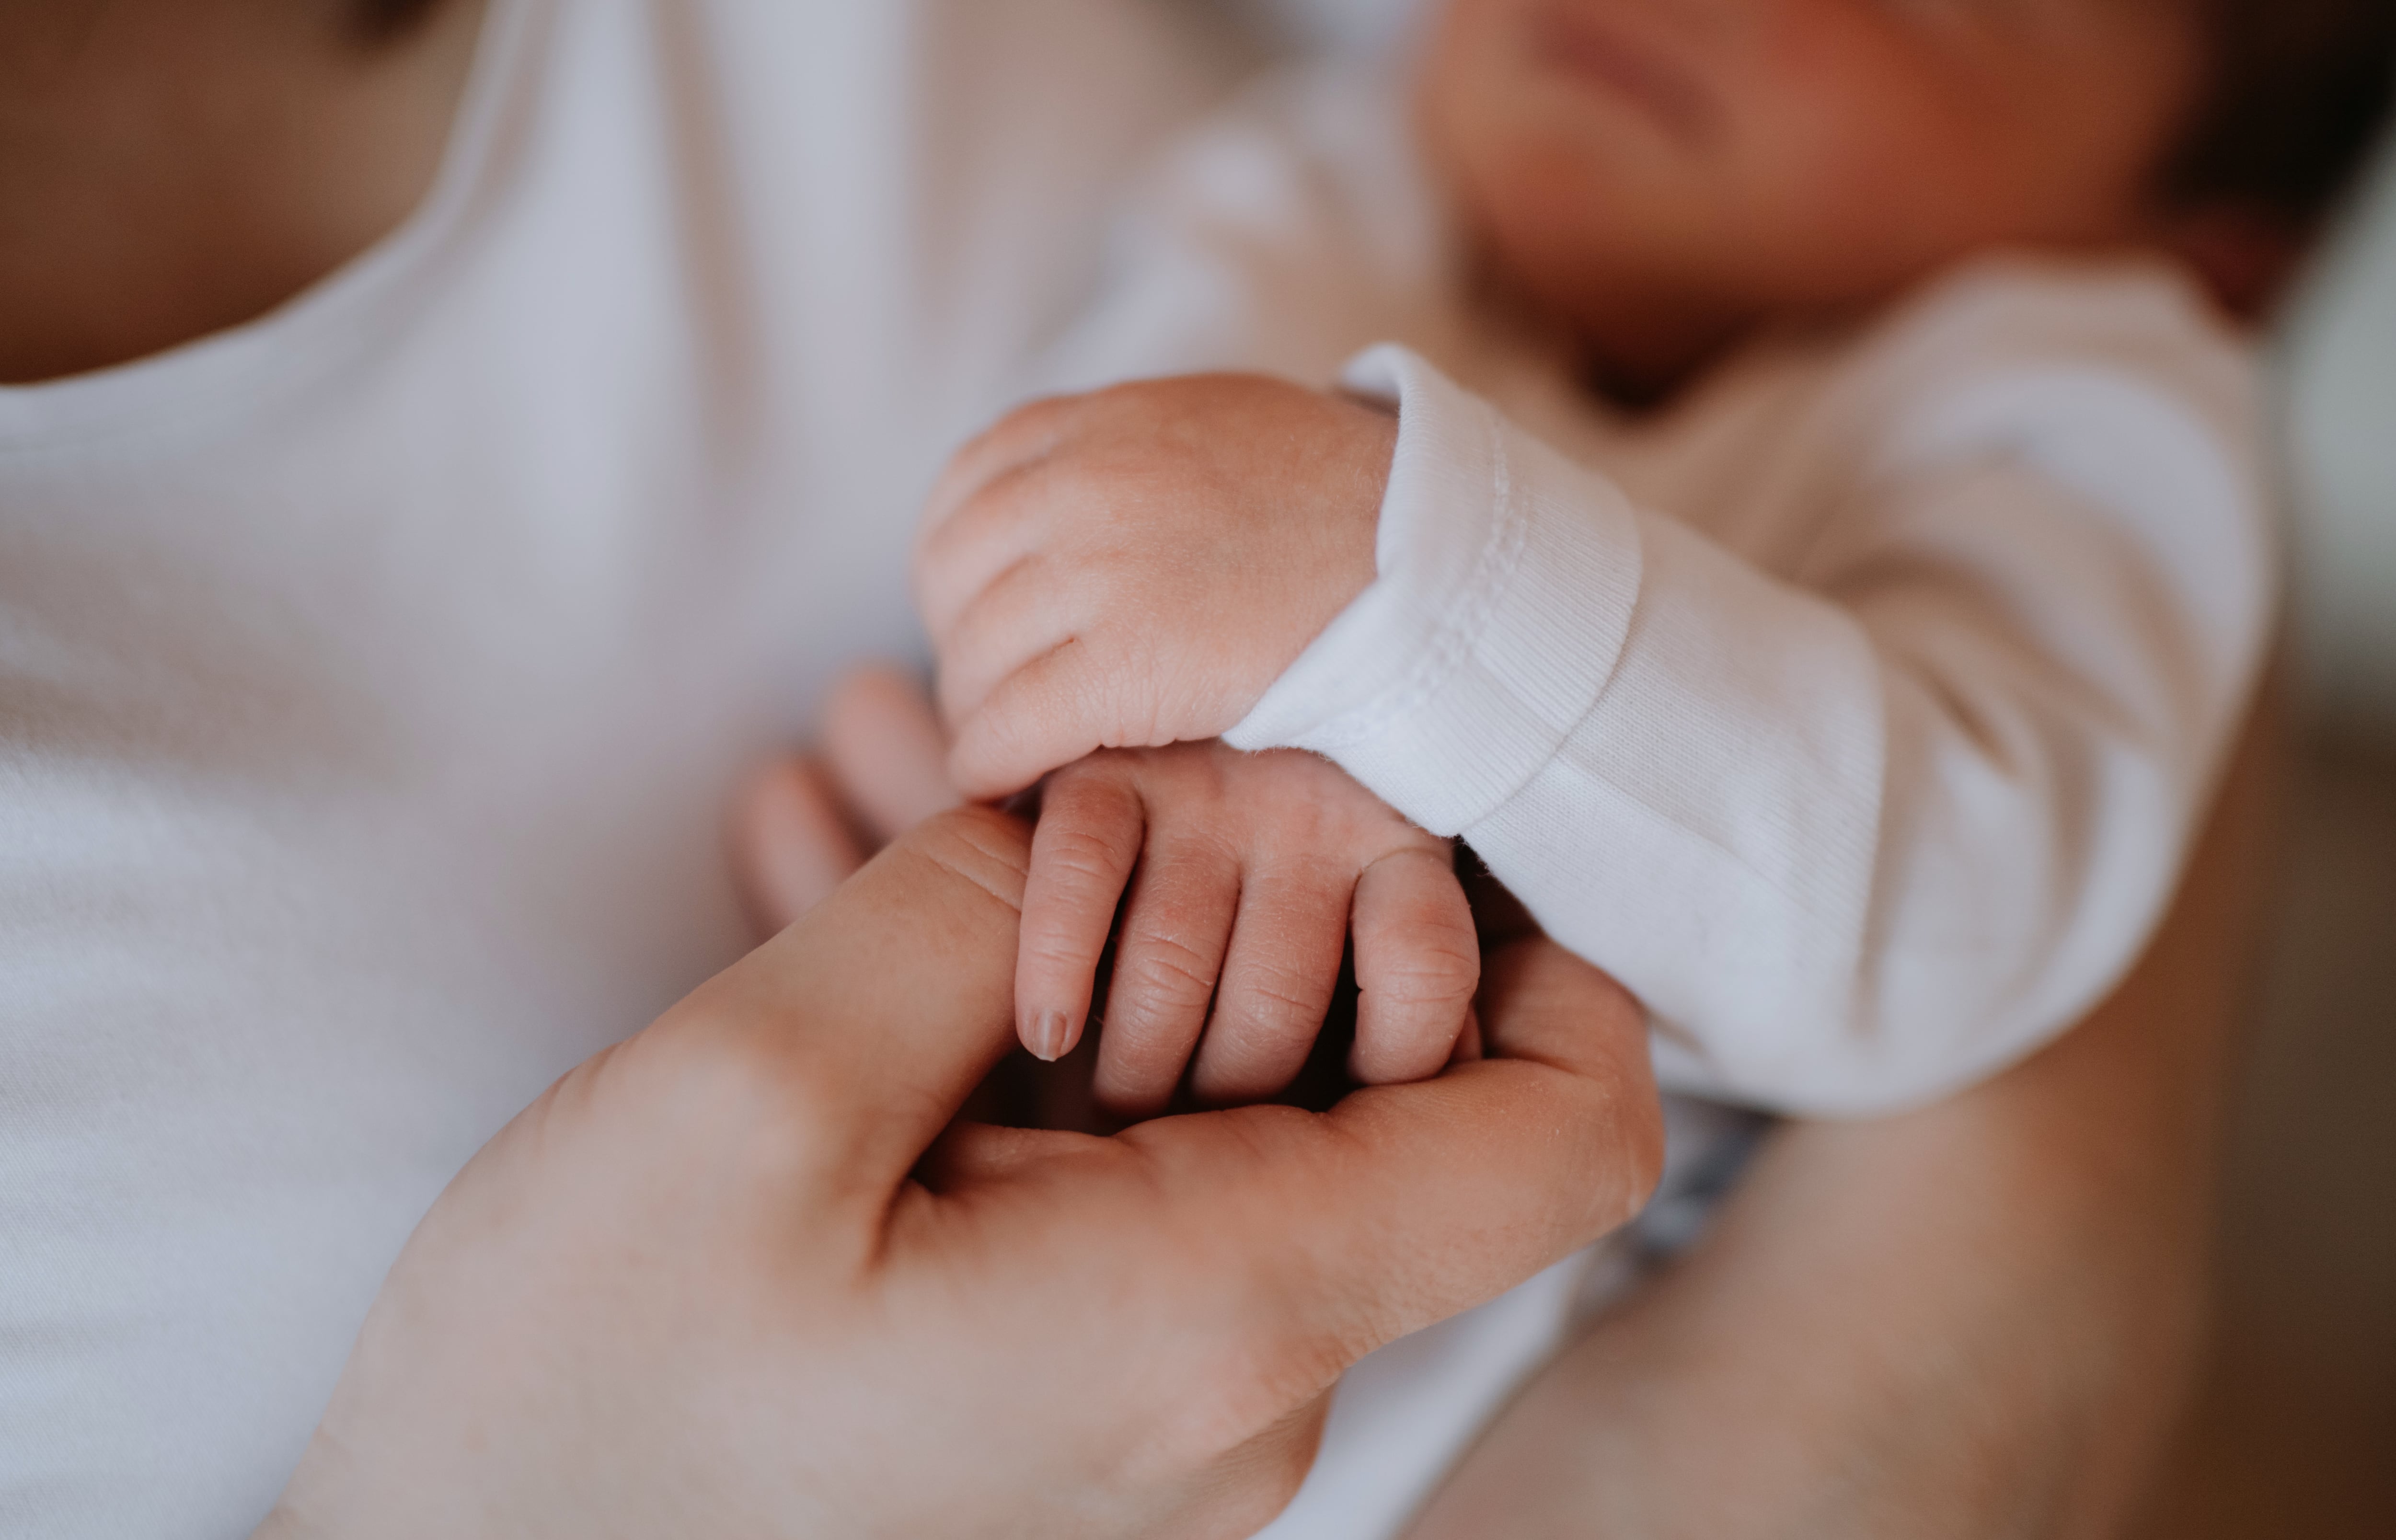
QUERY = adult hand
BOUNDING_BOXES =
[736,671,1480,1108]
[914,375,1393,800]
[731,663,960,929]
[259,806,1661,1540]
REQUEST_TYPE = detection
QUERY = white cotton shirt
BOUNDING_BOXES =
[1059,66,2275,1116]
[2,5,1601,1536]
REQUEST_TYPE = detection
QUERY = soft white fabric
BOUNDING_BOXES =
[1074,65,2285,1114]
[1229,282,2274,1115]
[3,5,1590,1535]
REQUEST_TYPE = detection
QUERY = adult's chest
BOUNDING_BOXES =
[0,3,1265,1526]
[0,51,921,1539]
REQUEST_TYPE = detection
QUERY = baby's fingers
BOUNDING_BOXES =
[949,645,1118,801]
[1190,862,1349,1106]
[1349,845,1480,1085]
[1093,835,1241,1120]
[918,394,1079,549]
[1019,768,1145,1062]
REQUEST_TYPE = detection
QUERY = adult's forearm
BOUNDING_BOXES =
[1405,695,2281,1539]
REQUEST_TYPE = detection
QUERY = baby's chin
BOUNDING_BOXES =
[1450,200,1751,403]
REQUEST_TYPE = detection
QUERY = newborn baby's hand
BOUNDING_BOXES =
[915,374,1394,801]
[1018,739,1477,1118]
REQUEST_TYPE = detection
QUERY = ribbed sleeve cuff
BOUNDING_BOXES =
[1225,344,1644,835]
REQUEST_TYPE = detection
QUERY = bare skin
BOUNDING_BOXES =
[7,1,2261,1529]
[917,0,2227,798]
[1422,0,2210,396]
[747,671,2280,1538]
[1022,742,1478,1114]
[256,806,1664,1539]
[0,0,484,383]
[912,0,2259,1208]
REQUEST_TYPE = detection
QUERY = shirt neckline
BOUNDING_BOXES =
[0,0,540,454]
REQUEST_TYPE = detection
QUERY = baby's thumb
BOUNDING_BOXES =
[946,655,1114,801]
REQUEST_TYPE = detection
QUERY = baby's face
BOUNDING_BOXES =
[1419,0,2203,387]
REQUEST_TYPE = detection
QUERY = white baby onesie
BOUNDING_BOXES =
[1231,288,2273,1115]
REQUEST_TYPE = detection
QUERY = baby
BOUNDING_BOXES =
[917,0,2390,1120]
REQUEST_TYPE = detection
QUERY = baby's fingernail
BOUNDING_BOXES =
[1029,1011,1072,1062]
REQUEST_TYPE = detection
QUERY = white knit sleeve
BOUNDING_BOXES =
[1227,343,2274,1115]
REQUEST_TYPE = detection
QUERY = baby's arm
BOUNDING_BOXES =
[1016,740,1476,1117]
[1234,338,2271,1115]
[921,313,2272,1116]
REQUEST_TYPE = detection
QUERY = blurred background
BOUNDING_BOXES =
[2131,131,2396,1540]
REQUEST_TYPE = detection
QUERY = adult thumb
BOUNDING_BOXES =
[664,803,1033,1203]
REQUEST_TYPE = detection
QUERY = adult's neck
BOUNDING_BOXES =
[0,0,487,384]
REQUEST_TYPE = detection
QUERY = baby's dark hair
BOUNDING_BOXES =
[2164,0,2396,230]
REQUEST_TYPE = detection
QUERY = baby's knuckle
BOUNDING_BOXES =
[1046,751,1124,788]
[1371,944,1481,1008]
[1036,824,1132,885]
[1229,969,1328,1038]
[1022,934,1100,976]
[982,391,1079,449]
[1119,940,1220,1011]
